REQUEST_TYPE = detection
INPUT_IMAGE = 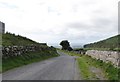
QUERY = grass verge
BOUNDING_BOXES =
[77,57,96,79]
[61,50,120,80]
[2,50,59,72]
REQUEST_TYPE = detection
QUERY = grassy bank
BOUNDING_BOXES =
[84,34,119,50]
[2,32,40,46]
[2,50,59,72]
[61,50,119,80]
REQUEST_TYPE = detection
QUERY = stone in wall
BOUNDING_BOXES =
[2,45,57,59]
[86,50,119,67]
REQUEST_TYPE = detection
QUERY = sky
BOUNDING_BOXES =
[0,0,119,47]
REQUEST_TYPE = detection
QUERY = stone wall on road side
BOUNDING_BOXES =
[2,45,56,59]
[86,50,120,67]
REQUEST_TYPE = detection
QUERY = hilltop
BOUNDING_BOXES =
[2,32,46,46]
[84,34,120,51]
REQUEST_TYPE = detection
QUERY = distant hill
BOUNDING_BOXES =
[84,34,120,50]
[2,32,46,46]
[72,45,83,49]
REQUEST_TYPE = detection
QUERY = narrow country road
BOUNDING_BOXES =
[2,51,80,80]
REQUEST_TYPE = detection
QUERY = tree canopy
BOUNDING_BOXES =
[60,40,73,51]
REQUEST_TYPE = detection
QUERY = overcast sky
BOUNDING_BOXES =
[0,0,119,47]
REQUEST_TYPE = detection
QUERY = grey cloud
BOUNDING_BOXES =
[93,18,116,27]
[92,17,118,34]
[47,6,58,13]
[39,2,45,6]
[66,16,117,31]
[66,22,90,29]
[64,16,117,44]
[47,6,61,16]
[0,2,18,9]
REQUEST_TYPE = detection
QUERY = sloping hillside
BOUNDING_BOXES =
[84,35,120,50]
[2,32,46,46]
[2,32,59,72]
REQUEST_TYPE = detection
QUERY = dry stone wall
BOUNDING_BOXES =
[2,45,56,59]
[86,50,120,67]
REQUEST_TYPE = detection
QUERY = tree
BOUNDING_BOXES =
[68,46,73,51]
[60,40,73,51]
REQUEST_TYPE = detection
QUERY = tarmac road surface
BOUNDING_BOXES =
[2,51,80,80]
